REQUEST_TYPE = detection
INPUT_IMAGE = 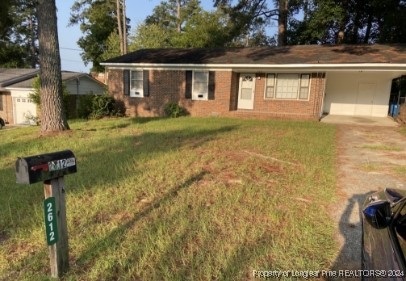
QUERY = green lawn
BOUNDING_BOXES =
[0,117,337,280]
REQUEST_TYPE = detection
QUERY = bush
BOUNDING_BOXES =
[77,95,94,118]
[89,94,115,119]
[164,102,188,118]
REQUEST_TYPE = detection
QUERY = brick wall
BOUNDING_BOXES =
[108,69,236,117]
[0,92,14,124]
[228,73,326,120]
[107,69,326,120]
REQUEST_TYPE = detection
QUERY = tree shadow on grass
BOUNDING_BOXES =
[0,120,238,278]
[0,123,238,234]
[69,124,237,192]
[76,171,207,266]
[130,116,167,124]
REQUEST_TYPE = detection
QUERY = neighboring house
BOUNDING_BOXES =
[0,69,106,124]
[101,44,406,120]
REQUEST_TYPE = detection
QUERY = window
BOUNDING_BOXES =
[192,71,209,100]
[130,70,143,97]
[265,74,275,99]
[299,74,310,100]
[264,73,311,100]
[276,74,300,99]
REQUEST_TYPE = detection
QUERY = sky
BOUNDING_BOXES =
[56,0,215,73]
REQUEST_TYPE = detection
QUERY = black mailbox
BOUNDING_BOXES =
[16,150,77,184]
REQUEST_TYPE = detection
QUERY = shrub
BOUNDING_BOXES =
[164,102,188,118]
[87,94,124,119]
[77,95,94,118]
[29,75,70,118]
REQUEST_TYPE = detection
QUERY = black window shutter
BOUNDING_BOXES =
[143,70,149,97]
[208,71,215,100]
[185,71,192,99]
[123,70,130,96]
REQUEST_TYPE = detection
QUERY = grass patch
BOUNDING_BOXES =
[394,166,406,175]
[360,163,382,172]
[399,127,406,136]
[0,117,337,280]
[361,144,403,151]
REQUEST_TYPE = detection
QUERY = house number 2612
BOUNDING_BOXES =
[44,197,59,245]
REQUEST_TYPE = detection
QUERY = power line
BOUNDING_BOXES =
[60,47,82,51]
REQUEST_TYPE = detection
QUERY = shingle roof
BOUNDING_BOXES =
[2,71,97,89]
[0,68,39,88]
[103,44,406,65]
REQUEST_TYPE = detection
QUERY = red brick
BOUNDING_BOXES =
[107,70,325,120]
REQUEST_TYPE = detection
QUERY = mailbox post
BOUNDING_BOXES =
[16,150,76,278]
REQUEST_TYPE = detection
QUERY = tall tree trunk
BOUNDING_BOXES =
[337,0,349,44]
[278,0,288,46]
[122,0,127,54]
[29,16,37,68]
[37,0,69,132]
[351,1,363,43]
[363,13,373,43]
[116,0,123,55]
[176,0,181,33]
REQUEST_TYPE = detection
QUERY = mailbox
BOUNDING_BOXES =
[16,150,77,184]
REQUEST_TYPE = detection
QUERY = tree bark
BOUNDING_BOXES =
[278,0,288,46]
[37,0,69,132]
[29,15,37,68]
[363,13,373,43]
[176,0,181,33]
[122,0,127,54]
[116,0,123,55]
[337,0,349,44]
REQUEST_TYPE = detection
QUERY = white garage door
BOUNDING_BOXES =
[324,72,391,117]
[354,83,375,116]
[14,97,37,124]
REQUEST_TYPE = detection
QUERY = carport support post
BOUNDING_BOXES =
[44,177,69,278]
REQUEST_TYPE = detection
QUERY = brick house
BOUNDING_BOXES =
[101,44,406,120]
[0,69,106,124]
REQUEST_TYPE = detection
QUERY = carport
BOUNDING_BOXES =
[323,71,404,118]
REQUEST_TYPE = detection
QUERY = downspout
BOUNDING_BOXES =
[319,72,328,120]
[397,76,404,116]
[5,93,10,124]
[76,77,80,95]
[76,77,80,117]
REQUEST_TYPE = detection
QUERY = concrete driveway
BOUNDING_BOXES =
[330,123,406,279]
[321,114,398,127]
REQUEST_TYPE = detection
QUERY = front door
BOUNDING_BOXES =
[238,73,255,110]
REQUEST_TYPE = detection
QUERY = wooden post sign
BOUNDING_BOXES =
[15,150,77,278]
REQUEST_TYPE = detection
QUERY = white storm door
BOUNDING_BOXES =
[238,74,255,110]
[355,83,375,116]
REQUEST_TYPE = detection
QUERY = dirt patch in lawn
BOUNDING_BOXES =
[330,125,406,280]
[200,150,284,181]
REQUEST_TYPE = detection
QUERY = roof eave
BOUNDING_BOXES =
[100,62,406,72]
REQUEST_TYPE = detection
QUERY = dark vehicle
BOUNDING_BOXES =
[362,188,406,280]
[0,117,4,129]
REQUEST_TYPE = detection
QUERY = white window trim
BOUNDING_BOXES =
[192,71,209,101]
[263,73,311,101]
[130,70,144,98]
[264,73,275,100]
